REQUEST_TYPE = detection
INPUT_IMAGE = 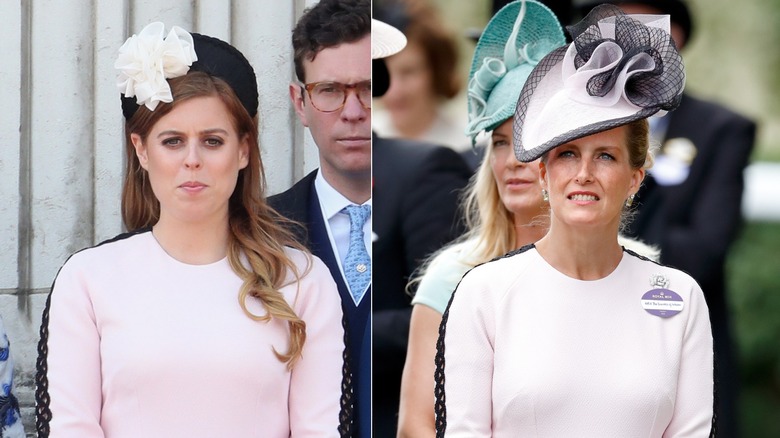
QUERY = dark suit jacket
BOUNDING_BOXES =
[460,143,487,173]
[626,93,755,436]
[371,134,472,437]
[627,93,755,326]
[268,171,370,438]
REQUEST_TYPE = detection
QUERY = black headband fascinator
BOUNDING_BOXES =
[116,22,258,120]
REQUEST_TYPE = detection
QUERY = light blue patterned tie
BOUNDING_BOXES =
[343,204,371,303]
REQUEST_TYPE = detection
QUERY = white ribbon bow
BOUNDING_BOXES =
[115,22,198,111]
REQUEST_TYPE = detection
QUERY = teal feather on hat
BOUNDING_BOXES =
[465,0,565,145]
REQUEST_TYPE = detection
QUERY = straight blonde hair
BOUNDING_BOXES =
[408,137,548,292]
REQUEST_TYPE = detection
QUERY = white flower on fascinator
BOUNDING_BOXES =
[115,22,198,111]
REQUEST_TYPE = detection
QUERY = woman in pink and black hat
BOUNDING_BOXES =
[435,5,714,436]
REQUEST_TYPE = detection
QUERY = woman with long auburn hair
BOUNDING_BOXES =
[35,23,345,437]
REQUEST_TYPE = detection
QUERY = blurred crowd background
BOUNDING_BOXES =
[373,0,780,436]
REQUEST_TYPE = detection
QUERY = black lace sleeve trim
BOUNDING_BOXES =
[34,289,53,437]
[35,228,151,437]
[35,227,359,437]
[434,244,716,435]
[337,312,354,437]
[433,301,448,437]
[623,247,716,434]
[434,244,535,436]
[710,353,718,437]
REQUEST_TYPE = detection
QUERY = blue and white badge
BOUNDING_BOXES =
[641,274,684,318]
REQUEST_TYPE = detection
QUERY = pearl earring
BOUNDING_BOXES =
[542,189,549,202]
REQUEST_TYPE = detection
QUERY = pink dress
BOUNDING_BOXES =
[37,230,344,437]
[437,245,713,437]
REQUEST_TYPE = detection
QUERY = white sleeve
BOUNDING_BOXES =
[288,256,345,437]
[664,281,714,437]
[40,257,106,437]
[437,267,494,437]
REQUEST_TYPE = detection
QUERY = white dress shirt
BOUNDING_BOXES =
[314,170,372,304]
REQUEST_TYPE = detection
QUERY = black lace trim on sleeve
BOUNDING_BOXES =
[710,353,718,437]
[337,312,354,437]
[434,244,534,436]
[35,289,53,437]
[433,301,450,438]
[34,228,151,437]
[435,244,714,436]
[626,246,717,436]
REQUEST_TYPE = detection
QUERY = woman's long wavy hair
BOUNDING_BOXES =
[122,72,308,369]
[457,142,525,266]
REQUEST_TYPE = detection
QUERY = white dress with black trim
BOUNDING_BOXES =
[435,245,713,437]
[36,229,345,438]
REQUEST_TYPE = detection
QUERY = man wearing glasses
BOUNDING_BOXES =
[269,0,371,436]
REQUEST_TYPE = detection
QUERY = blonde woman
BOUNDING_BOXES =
[35,24,344,437]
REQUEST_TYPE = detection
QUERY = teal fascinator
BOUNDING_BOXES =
[465,0,565,145]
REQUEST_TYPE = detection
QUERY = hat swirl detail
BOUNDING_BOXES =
[565,11,684,112]
[513,4,685,162]
[464,0,565,145]
[467,20,552,134]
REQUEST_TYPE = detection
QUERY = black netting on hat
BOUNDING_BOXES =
[121,33,258,120]
[569,6,684,112]
[513,4,684,163]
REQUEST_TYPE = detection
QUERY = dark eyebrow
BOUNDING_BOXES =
[157,128,230,138]
[157,130,181,138]
[201,128,230,136]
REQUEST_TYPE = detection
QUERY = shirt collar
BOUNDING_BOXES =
[314,170,372,220]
